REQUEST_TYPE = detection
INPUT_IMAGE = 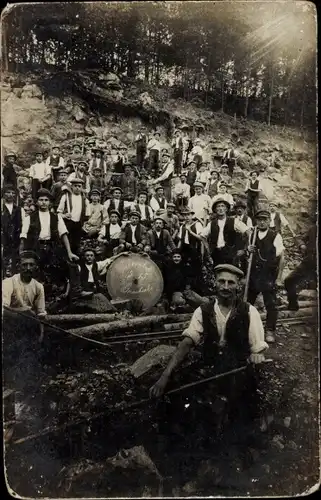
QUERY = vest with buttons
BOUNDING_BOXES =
[271,212,282,234]
[79,261,100,292]
[209,217,236,252]
[1,204,22,247]
[108,199,125,219]
[200,300,251,368]
[181,222,201,252]
[252,229,278,279]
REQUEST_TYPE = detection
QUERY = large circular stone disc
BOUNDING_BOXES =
[106,253,164,310]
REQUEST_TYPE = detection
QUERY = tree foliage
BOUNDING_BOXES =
[2,1,316,127]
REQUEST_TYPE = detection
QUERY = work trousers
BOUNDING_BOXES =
[136,145,147,168]
[174,148,183,176]
[64,219,83,254]
[247,193,259,220]
[284,257,316,304]
[31,178,51,200]
[148,149,159,176]
[211,246,237,267]
[223,158,236,177]
[248,284,278,332]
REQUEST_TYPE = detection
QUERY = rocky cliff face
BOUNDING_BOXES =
[1,70,316,239]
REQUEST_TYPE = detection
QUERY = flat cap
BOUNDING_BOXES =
[89,189,101,196]
[129,210,141,219]
[110,186,123,193]
[36,188,52,199]
[214,264,244,278]
[5,151,17,159]
[234,199,247,209]
[193,181,204,188]
[70,177,84,184]
[20,250,39,262]
[255,209,271,218]
[212,197,231,211]
[109,209,121,218]
[154,185,164,191]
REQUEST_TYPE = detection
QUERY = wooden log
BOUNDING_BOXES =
[68,307,317,338]
[46,313,121,327]
[68,314,194,337]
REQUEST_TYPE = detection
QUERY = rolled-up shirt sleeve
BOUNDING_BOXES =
[97,258,113,275]
[273,233,285,257]
[57,214,68,237]
[181,307,204,345]
[248,305,269,353]
[20,215,31,239]
[234,217,249,234]
[35,282,47,316]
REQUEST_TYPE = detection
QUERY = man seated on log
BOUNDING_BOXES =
[188,197,249,266]
[98,209,122,257]
[163,248,194,311]
[116,210,148,254]
[64,247,118,313]
[2,251,47,390]
[144,215,176,272]
[150,264,268,431]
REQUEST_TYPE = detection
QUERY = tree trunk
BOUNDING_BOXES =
[244,67,251,119]
[2,21,8,72]
[268,64,275,126]
[300,92,305,129]
[221,70,224,112]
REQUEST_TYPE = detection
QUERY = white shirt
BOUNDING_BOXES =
[200,217,248,247]
[67,172,90,193]
[150,196,168,213]
[155,161,174,183]
[2,274,47,316]
[211,192,234,208]
[20,211,68,240]
[173,182,190,198]
[147,139,161,152]
[130,224,138,244]
[178,221,203,244]
[78,258,113,281]
[45,156,65,168]
[188,194,212,222]
[245,180,262,192]
[235,214,253,229]
[191,145,203,156]
[99,223,122,239]
[196,171,210,184]
[257,229,285,257]
[130,203,154,221]
[182,299,268,353]
[103,199,131,212]
[57,193,90,222]
[88,158,107,174]
[29,162,51,180]
[270,212,288,228]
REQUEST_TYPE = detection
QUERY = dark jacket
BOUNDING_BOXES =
[120,223,147,246]
[251,229,279,283]
[146,229,175,254]
[200,299,251,368]
[25,211,60,250]
[209,217,237,252]
[2,164,17,188]
[163,261,191,296]
[1,203,23,248]
[79,261,100,292]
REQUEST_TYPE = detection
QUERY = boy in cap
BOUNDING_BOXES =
[57,178,90,254]
[172,172,191,210]
[247,208,285,343]
[188,181,212,225]
[29,151,52,200]
[135,127,148,168]
[186,160,197,197]
[161,202,180,240]
[130,191,154,228]
[171,129,184,176]
[147,131,161,176]
[150,263,268,426]
[103,187,131,221]
[1,184,25,277]
[245,171,263,220]
[82,189,108,238]
[196,162,210,186]
[177,207,204,290]
[145,215,176,271]
[89,147,107,176]
[222,141,237,178]
[2,152,19,189]
[189,197,249,266]
[89,165,107,197]
[98,209,122,257]
[116,210,148,254]
[120,163,138,202]
[50,168,70,211]
[163,248,193,311]
[211,181,234,209]
[67,159,90,194]
[205,169,220,198]
[218,164,233,188]
[149,185,168,213]
[66,142,83,174]
[113,145,128,174]
[45,145,65,183]
[269,201,295,236]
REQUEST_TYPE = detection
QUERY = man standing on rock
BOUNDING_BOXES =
[150,151,174,201]
[119,164,138,202]
[247,209,285,343]
[46,145,65,183]
[2,152,19,189]
[171,129,184,176]
[245,171,263,220]
[135,127,147,169]
[222,141,237,178]
[29,151,52,200]
[269,201,295,236]
[147,131,161,177]
[1,184,25,278]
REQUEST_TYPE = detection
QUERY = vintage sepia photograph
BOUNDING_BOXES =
[1,1,319,497]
